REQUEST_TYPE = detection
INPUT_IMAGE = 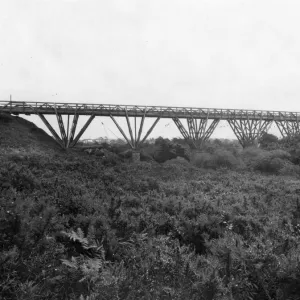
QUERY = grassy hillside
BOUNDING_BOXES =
[1,114,300,300]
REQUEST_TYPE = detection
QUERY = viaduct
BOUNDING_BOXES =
[1,100,300,150]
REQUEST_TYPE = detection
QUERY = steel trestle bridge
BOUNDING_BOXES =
[1,100,300,149]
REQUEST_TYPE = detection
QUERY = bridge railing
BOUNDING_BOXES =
[0,100,300,121]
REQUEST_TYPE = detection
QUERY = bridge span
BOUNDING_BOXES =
[1,100,300,149]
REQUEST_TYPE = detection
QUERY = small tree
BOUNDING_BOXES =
[259,133,279,150]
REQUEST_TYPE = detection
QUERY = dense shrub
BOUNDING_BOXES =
[213,150,242,169]
[2,134,300,299]
[0,113,13,124]
[253,155,285,174]
[259,132,279,150]
[153,139,190,163]
[279,163,300,176]
[193,152,214,168]
[192,150,242,170]
[269,149,291,160]
[241,146,267,168]
[248,149,292,174]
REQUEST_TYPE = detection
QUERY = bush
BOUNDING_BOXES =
[253,154,285,174]
[269,149,291,160]
[192,150,242,170]
[193,152,214,169]
[102,151,121,166]
[279,163,300,177]
[2,133,300,299]
[0,113,13,124]
[213,150,242,169]
[260,133,279,150]
[244,148,292,174]
[241,147,267,168]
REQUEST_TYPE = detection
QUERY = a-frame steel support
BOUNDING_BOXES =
[228,118,272,148]
[275,120,300,138]
[67,114,79,148]
[140,117,160,145]
[173,117,220,149]
[37,112,95,149]
[69,115,95,148]
[110,109,160,149]
[173,117,190,141]
[38,114,65,148]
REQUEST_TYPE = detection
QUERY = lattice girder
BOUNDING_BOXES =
[228,118,272,147]
[38,112,95,149]
[173,117,220,149]
[110,109,160,149]
[275,120,300,138]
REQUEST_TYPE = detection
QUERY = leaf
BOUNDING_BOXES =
[61,258,78,269]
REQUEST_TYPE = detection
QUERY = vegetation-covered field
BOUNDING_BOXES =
[1,114,300,299]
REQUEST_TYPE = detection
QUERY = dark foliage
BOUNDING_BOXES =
[1,116,300,299]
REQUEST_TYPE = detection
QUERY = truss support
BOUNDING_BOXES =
[67,114,79,147]
[140,117,160,145]
[228,118,272,148]
[69,115,95,148]
[136,110,146,145]
[110,110,160,149]
[173,117,190,140]
[38,114,65,148]
[110,114,134,148]
[275,120,300,138]
[125,108,135,147]
[66,115,70,141]
[54,106,67,146]
[173,117,219,149]
[37,112,95,149]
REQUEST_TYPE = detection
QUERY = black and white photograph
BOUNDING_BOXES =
[1,1,300,299]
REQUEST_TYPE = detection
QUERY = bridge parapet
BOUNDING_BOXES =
[1,101,300,121]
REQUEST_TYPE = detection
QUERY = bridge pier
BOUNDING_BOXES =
[110,109,160,152]
[228,119,272,148]
[275,120,300,138]
[132,150,141,162]
[38,112,95,149]
[173,117,219,149]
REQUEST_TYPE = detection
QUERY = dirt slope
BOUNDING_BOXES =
[0,113,60,153]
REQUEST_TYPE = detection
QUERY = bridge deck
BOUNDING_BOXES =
[0,100,299,121]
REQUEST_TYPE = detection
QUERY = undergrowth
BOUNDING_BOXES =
[1,141,300,299]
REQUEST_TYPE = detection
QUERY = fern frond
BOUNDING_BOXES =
[61,257,78,269]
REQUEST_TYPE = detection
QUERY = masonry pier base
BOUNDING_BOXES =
[132,151,141,162]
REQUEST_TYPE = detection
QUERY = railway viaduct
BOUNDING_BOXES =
[1,100,300,150]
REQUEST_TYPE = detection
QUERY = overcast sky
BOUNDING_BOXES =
[1,0,300,140]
